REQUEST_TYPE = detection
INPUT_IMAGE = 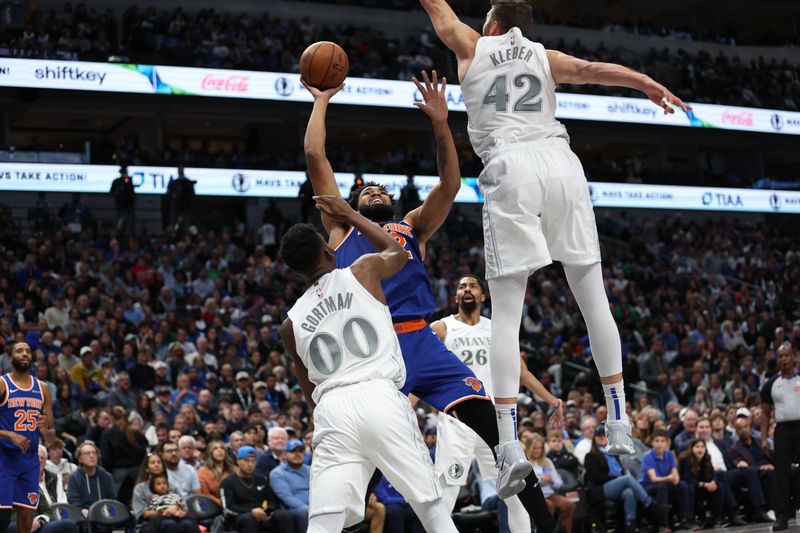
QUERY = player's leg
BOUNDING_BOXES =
[405,498,458,533]
[562,262,632,453]
[0,453,14,533]
[487,271,530,446]
[451,398,556,533]
[473,442,531,533]
[406,329,555,531]
[14,507,35,533]
[309,397,375,531]
[434,413,475,512]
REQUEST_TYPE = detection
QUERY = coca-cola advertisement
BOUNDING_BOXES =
[200,74,249,93]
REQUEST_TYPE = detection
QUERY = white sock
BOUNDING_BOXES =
[602,380,628,423]
[496,403,518,443]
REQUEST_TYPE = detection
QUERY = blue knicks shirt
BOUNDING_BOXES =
[0,373,43,454]
[336,220,435,322]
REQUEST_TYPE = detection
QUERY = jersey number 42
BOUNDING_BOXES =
[483,74,543,112]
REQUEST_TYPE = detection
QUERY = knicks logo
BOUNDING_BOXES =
[27,492,38,505]
[464,377,484,393]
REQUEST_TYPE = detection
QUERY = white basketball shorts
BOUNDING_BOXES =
[479,137,602,280]
[435,412,496,486]
[309,379,441,526]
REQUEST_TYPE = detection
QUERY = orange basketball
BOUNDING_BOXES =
[300,41,349,90]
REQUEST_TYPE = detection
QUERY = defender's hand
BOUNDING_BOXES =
[412,70,448,123]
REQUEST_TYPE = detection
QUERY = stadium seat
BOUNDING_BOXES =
[87,499,133,530]
[185,494,223,521]
[50,503,87,524]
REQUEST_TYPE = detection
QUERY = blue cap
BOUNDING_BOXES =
[285,439,304,453]
[237,446,257,459]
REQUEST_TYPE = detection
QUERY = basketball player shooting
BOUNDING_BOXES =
[0,342,55,533]
[419,0,690,463]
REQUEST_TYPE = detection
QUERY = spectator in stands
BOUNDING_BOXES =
[679,438,744,528]
[526,433,573,533]
[160,442,200,500]
[545,430,579,475]
[639,429,694,529]
[730,417,777,514]
[58,193,93,234]
[5,446,76,533]
[46,438,78,494]
[178,435,201,471]
[155,385,178,424]
[674,407,699,452]
[219,446,293,533]
[198,440,234,505]
[110,166,136,237]
[572,415,597,464]
[70,346,98,393]
[143,473,199,533]
[67,441,116,514]
[583,427,666,533]
[268,439,309,532]
[132,453,167,526]
[255,427,287,478]
[100,405,148,504]
[695,417,773,523]
[107,371,136,410]
[375,475,423,533]
[710,413,735,447]
[233,371,256,410]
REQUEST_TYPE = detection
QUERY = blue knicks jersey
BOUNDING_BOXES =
[0,374,43,454]
[335,220,436,321]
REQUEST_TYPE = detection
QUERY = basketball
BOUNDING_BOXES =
[300,41,349,90]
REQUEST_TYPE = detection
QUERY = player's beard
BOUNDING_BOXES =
[11,359,30,373]
[459,298,478,314]
[359,203,395,222]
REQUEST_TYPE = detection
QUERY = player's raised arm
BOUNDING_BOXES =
[546,50,691,115]
[280,319,317,410]
[314,195,407,299]
[419,0,479,62]
[520,357,563,429]
[404,71,461,245]
[302,80,347,236]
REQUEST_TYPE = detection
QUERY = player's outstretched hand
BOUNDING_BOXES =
[314,195,356,223]
[301,79,345,101]
[643,80,691,115]
[412,70,448,123]
[9,432,30,453]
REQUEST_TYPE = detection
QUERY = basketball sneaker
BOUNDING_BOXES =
[606,420,635,455]
[495,440,534,499]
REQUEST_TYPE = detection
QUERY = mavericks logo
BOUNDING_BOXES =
[771,113,784,131]
[275,77,294,97]
[232,173,250,193]
[448,463,464,480]
[769,193,781,211]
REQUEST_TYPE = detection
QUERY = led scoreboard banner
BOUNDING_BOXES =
[0,58,798,136]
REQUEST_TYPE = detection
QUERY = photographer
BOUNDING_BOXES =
[110,166,136,236]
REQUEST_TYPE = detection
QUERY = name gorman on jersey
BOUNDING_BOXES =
[6,396,43,409]
[489,45,535,68]
[300,292,354,333]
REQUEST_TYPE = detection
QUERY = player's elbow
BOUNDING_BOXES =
[304,146,326,162]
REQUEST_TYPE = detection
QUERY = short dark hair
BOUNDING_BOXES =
[148,473,168,492]
[651,429,669,441]
[457,274,486,293]
[348,181,393,210]
[490,0,533,35]
[280,223,325,275]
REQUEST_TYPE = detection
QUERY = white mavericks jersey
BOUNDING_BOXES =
[288,268,406,404]
[461,27,568,159]
[442,315,493,398]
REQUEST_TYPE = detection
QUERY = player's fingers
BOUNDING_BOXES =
[421,70,433,93]
[411,77,426,97]
[440,76,447,95]
[431,70,438,92]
